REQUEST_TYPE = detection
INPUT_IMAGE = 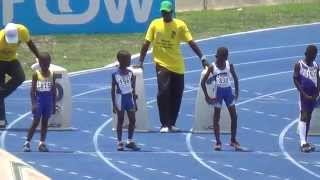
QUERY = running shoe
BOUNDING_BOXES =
[38,143,49,152]
[214,143,222,151]
[306,143,316,152]
[300,143,312,153]
[117,142,124,151]
[23,142,31,152]
[125,142,140,151]
[230,141,242,151]
[160,126,169,133]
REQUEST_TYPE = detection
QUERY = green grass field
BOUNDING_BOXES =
[17,1,320,78]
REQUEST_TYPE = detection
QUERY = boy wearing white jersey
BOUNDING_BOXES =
[201,47,241,151]
[293,45,319,153]
[111,50,140,151]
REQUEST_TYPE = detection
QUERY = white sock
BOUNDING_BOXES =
[39,141,45,145]
[298,121,307,146]
[24,141,30,145]
[127,139,133,143]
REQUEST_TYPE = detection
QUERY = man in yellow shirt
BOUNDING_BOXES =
[138,1,209,132]
[0,23,40,128]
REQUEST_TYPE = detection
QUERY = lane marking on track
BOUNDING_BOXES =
[279,119,320,178]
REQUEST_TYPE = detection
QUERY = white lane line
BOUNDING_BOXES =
[270,133,279,137]
[146,168,157,171]
[241,127,251,130]
[101,114,109,117]
[118,161,128,165]
[268,114,278,118]
[254,171,265,175]
[196,136,206,140]
[224,164,233,168]
[131,164,142,168]
[55,168,65,172]
[208,161,218,164]
[279,118,320,178]
[40,164,50,168]
[48,143,57,147]
[179,153,189,157]
[161,171,171,175]
[69,171,78,175]
[255,130,265,134]
[1,112,31,148]
[299,161,309,165]
[282,117,292,121]
[81,130,91,134]
[254,111,264,114]
[186,132,234,180]
[268,175,280,179]
[238,168,248,172]
[93,118,139,180]
[83,175,93,179]
[175,174,186,178]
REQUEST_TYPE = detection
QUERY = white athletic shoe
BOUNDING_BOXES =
[160,127,169,133]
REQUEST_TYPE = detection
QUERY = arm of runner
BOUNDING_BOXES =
[52,73,57,114]
[201,65,215,104]
[230,64,239,100]
[31,73,38,114]
[111,74,120,113]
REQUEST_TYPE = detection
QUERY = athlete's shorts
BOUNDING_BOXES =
[116,93,135,111]
[33,92,53,119]
[214,86,235,108]
[300,87,317,112]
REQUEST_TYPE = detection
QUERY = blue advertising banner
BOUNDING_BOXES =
[0,0,175,34]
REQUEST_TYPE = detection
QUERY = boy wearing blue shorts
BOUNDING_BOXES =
[111,50,140,151]
[23,52,56,152]
[293,45,319,153]
[201,47,241,151]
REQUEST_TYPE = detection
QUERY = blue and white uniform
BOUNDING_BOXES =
[34,70,54,119]
[112,69,135,111]
[212,61,235,108]
[298,60,319,112]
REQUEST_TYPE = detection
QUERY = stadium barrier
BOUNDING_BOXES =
[31,63,73,130]
[112,67,150,132]
[0,149,50,180]
[192,69,231,133]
